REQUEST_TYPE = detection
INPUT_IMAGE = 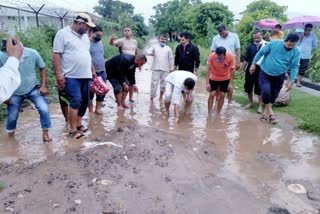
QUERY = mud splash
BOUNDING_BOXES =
[0,39,319,213]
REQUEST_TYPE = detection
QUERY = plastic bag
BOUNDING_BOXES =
[90,76,109,96]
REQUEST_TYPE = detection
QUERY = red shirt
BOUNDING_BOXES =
[207,52,235,81]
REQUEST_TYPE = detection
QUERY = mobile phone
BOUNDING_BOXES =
[1,39,17,51]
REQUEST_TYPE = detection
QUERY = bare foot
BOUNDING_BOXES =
[8,132,15,138]
[95,110,103,115]
[122,103,129,109]
[117,105,124,110]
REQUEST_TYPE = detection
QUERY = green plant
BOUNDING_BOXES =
[306,30,320,82]
[0,180,5,192]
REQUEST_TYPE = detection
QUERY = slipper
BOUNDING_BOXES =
[129,99,135,103]
[260,114,268,122]
[296,84,302,87]
[257,109,263,114]
[69,131,84,139]
[269,115,278,124]
[43,138,52,143]
[77,125,88,133]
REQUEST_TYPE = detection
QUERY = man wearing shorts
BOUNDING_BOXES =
[105,54,147,110]
[52,13,96,139]
[164,70,197,123]
[206,46,235,114]
[296,23,318,87]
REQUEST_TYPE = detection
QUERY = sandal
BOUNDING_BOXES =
[77,125,88,133]
[69,131,84,139]
[260,114,268,122]
[269,115,278,124]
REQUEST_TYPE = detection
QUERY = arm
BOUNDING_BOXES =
[286,50,301,91]
[235,48,241,70]
[206,56,213,92]
[174,46,179,70]
[147,46,155,56]
[211,37,216,52]
[39,67,49,95]
[91,64,97,79]
[312,35,318,50]
[52,52,65,90]
[252,43,271,65]
[168,48,175,71]
[109,35,116,45]
[228,56,236,90]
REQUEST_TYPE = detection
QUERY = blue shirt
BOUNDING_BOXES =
[253,40,300,83]
[0,48,45,95]
[211,32,241,54]
[297,33,318,59]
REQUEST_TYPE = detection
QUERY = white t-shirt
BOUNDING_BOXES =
[165,70,197,91]
[53,26,92,79]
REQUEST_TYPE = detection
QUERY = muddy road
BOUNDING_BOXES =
[0,40,320,213]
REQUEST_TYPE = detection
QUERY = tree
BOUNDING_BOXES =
[94,0,134,21]
[236,0,288,58]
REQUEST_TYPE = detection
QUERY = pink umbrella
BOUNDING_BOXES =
[283,16,320,30]
[255,19,280,30]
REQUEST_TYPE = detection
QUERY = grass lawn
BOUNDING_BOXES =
[232,73,320,135]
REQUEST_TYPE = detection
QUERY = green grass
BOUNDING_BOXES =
[232,72,320,135]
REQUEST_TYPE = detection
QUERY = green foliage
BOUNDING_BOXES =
[16,27,58,96]
[307,29,320,82]
[150,1,234,47]
[94,0,134,21]
[236,0,288,58]
[0,180,5,192]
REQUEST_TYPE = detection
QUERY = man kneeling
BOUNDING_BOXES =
[164,70,197,123]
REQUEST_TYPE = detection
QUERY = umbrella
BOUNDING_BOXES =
[283,16,320,30]
[255,19,280,30]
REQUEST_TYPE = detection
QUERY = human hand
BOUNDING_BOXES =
[133,84,138,93]
[249,64,256,75]
[56,74,65,90]
[235,62,241,70]
[240,69,244,77]
[285,81,293,92]
[92,72,97,79]
[122,83,129,91]
[6,38,23,60]
[206,83,211,92]
[194,69,199,76]
[39,86,49,96]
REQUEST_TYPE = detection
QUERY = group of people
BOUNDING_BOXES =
[0,12,318,141]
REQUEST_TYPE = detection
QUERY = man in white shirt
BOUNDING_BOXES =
[0,38,23,103]
[164,70,197,123]
[148,35,174,101]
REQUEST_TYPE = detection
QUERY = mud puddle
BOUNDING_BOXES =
[0,39,319,213]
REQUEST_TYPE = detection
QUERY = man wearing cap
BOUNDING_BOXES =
[52,13,97,139]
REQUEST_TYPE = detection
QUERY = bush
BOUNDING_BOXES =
[306,30,320,82]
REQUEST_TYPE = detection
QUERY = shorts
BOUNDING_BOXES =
[209,79,230,93]
[298,59,310,76]
[109,78,130,95]
[244,65,261,95]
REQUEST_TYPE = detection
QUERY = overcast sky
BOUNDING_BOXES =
[50,0,320,20]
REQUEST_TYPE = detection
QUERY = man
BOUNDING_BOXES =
[110,27,138,102]
[0,38,23,103]
[296,23,318,87]
[105,54,147,109]
[0,45,52,142]
[174,32,200,75]
[270,24,284,40]
[148,34,174,101]
[88,25,106,115]
[164,70,197,123]
[206,47,235,114]
[211,24,241,106]
[52,13,96,139]
[250,33,300,124]
[241,31,267,113]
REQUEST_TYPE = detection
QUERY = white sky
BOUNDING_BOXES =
[41,0,320,20]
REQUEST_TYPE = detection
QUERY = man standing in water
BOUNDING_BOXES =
[241,31,267,113]
[250,33,300,124]
[148,34,174,101]
[211,24,241,106]
[164,70,197,123]
[110,27,138,102]
[206,47,235,114]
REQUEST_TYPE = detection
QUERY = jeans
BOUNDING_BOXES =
[6,87,51,133]
[65,78,90,117]
[259,70,286,104]
[90,71,107,102]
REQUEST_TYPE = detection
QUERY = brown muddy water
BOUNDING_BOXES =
[0,40,319,213]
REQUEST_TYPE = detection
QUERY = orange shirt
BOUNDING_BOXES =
[207,52,235,81]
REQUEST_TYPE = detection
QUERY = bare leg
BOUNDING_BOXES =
[88,100,93,113]
[216,92,225,113]
[165,101,170,112]
[69,107,82,138]
[159,90,165,100]
[265,103,274,116]
[246,92,253,108]
[95,101,103,115]
[121,91,129,109]
[42,130,51,142]
[174,104,180,123]
[208,91,216,114]
[296,75,303,86]
[115,93,123,110]
[61,106,69,123]
[129,87,134,102]
[228,89,233,105]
